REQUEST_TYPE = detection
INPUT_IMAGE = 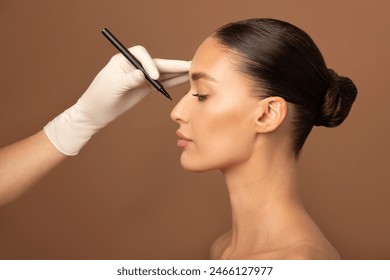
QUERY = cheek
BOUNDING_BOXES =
[181,104,254,171]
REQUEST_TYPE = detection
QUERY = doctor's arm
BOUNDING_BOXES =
[0,46,190,207]
[0,131,65,206]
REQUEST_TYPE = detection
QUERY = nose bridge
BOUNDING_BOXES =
[170,92,191,123]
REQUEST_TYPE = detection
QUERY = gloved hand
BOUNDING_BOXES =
[44,45,190,155]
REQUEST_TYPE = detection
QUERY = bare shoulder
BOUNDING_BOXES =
[279,243,341,260]
[210,231,231,260]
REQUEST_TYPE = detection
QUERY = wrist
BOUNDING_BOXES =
[44,103,105,156]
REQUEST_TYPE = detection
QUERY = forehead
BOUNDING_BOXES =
[190,38,257,100]
[190,37,235,78]
[190,37,256,95]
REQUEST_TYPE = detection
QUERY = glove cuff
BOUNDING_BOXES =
[44,104,105,156]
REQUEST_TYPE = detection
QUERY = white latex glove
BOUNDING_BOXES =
[44,45,190,156]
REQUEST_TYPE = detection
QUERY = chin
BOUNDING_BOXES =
[180,156,216,173]
[180,162,208,172]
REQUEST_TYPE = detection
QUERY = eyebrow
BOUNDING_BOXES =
[191,72,217,82]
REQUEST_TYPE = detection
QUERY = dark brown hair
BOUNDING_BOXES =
[213,18,357,157]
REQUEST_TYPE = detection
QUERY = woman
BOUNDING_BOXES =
[171,18,357,259]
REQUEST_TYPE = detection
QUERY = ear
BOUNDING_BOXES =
[255,97,287,133]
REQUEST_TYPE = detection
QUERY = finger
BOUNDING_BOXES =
[153,59,191,73]
[124,69,145,89]
[160,73,189,88]
[123,85,151,107]
[110,53,135,73]
[159,72,186,82]
[130,45,159,80]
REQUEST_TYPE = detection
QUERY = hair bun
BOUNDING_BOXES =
[314,69,357,127]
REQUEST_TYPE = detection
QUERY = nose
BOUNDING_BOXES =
[170,92,191,124]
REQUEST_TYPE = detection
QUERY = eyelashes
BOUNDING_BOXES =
[192,93,208,102]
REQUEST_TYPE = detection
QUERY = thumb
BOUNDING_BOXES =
[125,69,145,89]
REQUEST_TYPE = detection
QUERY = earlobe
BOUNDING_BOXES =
[255,97,287,133]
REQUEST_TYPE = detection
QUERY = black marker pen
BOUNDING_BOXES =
[102,28,172,100]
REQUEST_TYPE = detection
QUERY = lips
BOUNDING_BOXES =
[176,130,192,141]
[176,130,193,148]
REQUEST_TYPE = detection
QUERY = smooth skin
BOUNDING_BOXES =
[0,131,66,206]
[171,37,340,260]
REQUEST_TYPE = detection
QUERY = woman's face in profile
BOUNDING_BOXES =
[171,37,262,172]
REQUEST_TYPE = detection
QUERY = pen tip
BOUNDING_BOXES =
[160,88,172,100]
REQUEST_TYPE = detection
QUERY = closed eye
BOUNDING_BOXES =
[192,93,208,102]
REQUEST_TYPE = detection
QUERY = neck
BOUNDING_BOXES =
[221,149,302,258]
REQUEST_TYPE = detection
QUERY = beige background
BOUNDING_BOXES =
[0,0,389,259]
